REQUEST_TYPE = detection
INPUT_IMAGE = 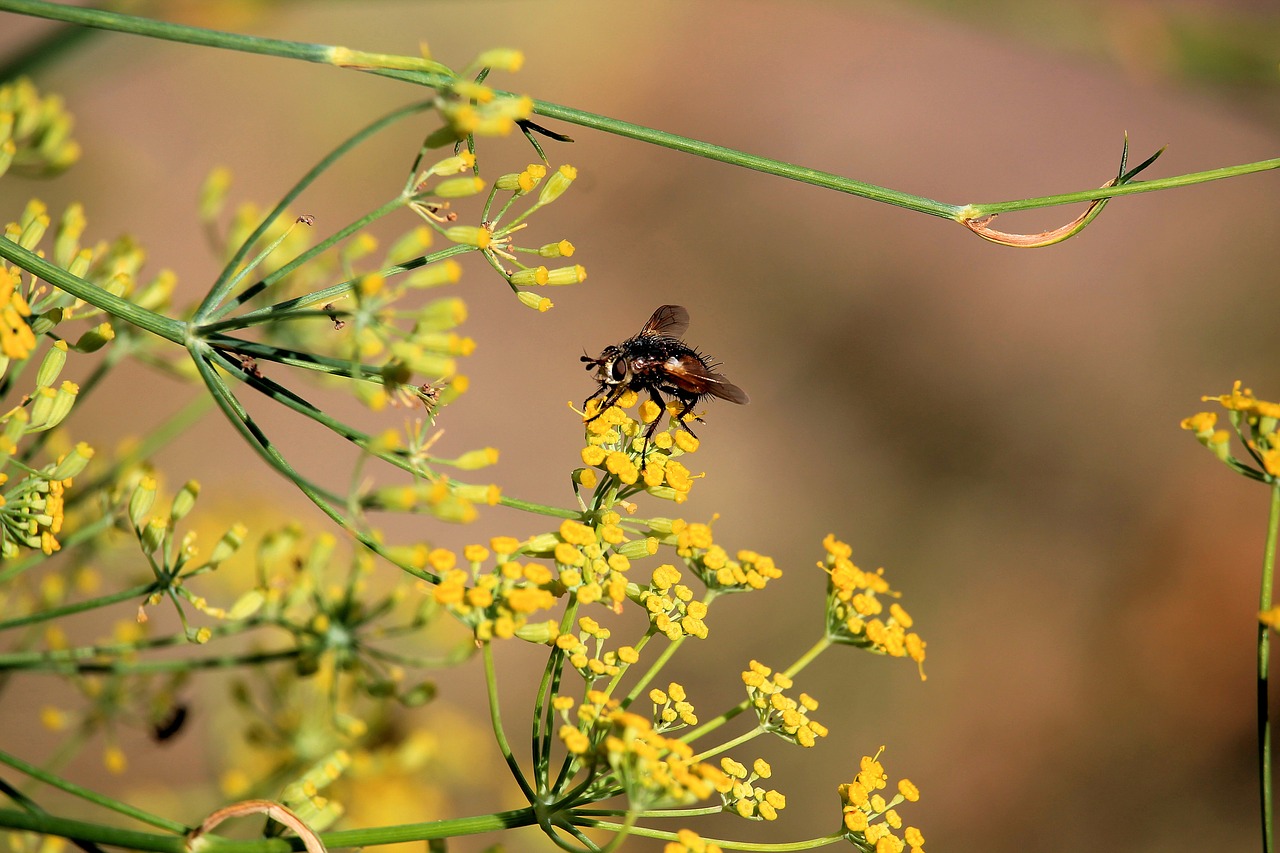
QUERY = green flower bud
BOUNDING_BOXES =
[35,340,67,388]
[474,48,525,72]
[140,517,166,554]
[208,522,248,567]
[538,164,577,206]
[447,447,499,470]
[407,259,462,289]
[53,203,86,267]
[414,296,466,331]
[18,213,48,250]
[129,477,157,527]
[384,226,433,266]
[227,589,265,620]
[538,240,575,258]
[520,533,560,556]
[73,322,115,353]
[545,264,587,286]
[508,266,548,287]
[615,537,659,560]
[49,442,93,480]
[444,225,492,248]
[434,175,485,198]
[170,480,200,522]
[517,291,553,312]
[199,166,232,222]
[453,482,500,505]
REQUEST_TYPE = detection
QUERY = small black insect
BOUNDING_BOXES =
[581,304,748,458]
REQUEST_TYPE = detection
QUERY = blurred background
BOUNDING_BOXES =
[3,1,1280,851]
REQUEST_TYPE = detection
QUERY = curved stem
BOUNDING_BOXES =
[483,641,536,802]
[5,0,1275,230]
[1260,482,1279,853]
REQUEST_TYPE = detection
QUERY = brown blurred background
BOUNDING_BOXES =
[3,1,1280,851]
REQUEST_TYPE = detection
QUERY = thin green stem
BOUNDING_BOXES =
[571,817,844,852]
[0,582,158,631]
[1260,482,1279,853]
[784,636,833,680]
[0,647,297,675]
[0,749,185,833]
[483,642,536,802]
[0,805,540,851]
[0,240,185,344]
[5,0,1275,231]
[691,726,763,764]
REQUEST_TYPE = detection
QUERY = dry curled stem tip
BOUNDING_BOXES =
[187,800,326,853]
[960,136,1166,248]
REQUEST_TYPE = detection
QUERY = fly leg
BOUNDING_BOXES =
[584,383,628,425]
[669,392,703,438]
[638,389,667,463]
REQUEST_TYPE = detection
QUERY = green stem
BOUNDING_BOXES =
[4,0,1275,228]
[1260,482,1279,853]
[0,582,158,631]
[691,726,763,764]
[784,636,833,680]
[0,806,539,851]
[571,817,844,852]
[483,642,536,802]
[0,647,297,675]
[0,240,185,344]
[0,749,185,833]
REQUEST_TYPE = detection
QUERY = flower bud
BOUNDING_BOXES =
[73,322,114,353]
[453,483,500,505]
[615,537,659,559]
[538,165,577,206]
[538,240,575,258]
[517,291,553,312]
[545,265,587,286]
[199,167,232,222]
[445,225,492,249]
[407,259,462,289]
[53,203,86,267]
[448,447,499,470]
[129,477,157,527]
[36,340,67,389]
[434,176,485,198]
[49,442,93,480]
[170,480,200,522]
[208,522,248,568]
[474,48,525,72]
[508,266,548,287]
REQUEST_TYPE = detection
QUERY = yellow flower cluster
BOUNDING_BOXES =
[595,709,729,808]
[716,757,786,821]
[741,660,827,748]
[555,615,640,683]
[669,520,782,593]
[649,682,697,731]
[639,563,710,640]
[821,535,927,679]
[838,748,925,853]
[521,517,641,609]
[0,77,81,178]
[580,394,698,503]
[432,547,558,641]
[1183,381,1280,478]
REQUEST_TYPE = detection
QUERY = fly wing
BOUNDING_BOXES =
[663,353,750,404]
[641,305,690,339]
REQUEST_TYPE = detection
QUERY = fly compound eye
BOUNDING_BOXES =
[611,358,629,383]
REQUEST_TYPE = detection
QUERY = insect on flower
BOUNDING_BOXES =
[581,305,748,458]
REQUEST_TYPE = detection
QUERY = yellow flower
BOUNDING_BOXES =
[0,267,36,360]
